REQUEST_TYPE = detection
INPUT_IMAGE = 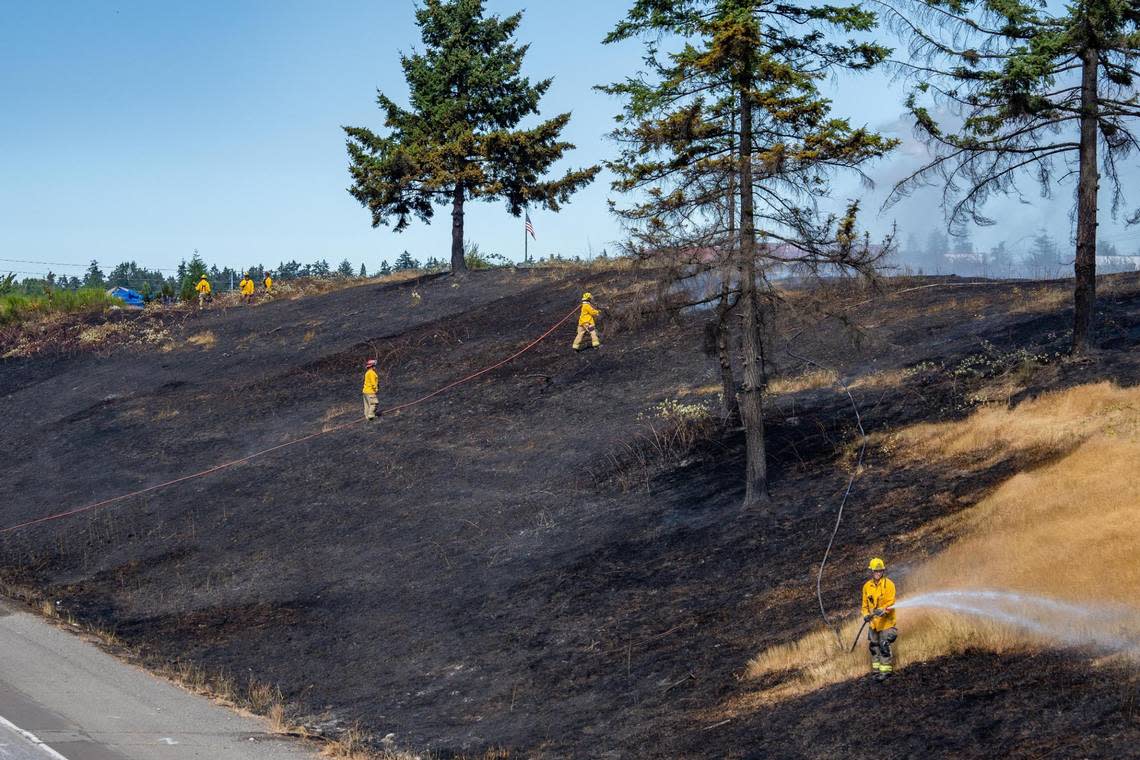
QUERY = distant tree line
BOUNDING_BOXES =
[5,242,525,304]
[7,252,387,303]
[892,229,1140,280]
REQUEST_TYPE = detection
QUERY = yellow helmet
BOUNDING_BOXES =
[582,292,593,302]
[199,274,207,279]
[868,557,886,571]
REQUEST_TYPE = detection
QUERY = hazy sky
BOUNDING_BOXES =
[3,0,1140,278]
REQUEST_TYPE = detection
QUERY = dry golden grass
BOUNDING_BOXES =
[742,382,1140,705]
[321,728,376,760]
[267,703,289,733]
[532,255,639,272]
[847,368,909,391]
[893,380,1139,463]
[767,368,838,395]
[78,321,131,345]
[186,330,216,349]
[322,403,358,424]
[1009,285,1069,313]
[676,383,721,398]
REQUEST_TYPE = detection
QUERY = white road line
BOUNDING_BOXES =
[0,715,71,760]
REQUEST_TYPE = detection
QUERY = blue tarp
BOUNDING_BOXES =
[107,286,145,309]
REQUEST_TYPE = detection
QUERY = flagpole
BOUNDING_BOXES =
[524,209,529,263]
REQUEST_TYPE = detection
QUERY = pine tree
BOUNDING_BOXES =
[883,0,1140,352]
[337,259,355,278]
[605,0,895,508]
[1025,233,1062,279]
[278,260,303,280]
[379,260,392,276]
[989,240,1012,278]
[359,263,367,278]
[181,252,209,301]
[83,260,105,289]
[344,0,598,274]
[393,251,420,271]
[924,229,949,273]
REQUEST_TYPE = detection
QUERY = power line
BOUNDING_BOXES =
[0,258,181,273]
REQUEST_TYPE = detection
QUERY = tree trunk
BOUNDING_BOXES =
[718,108,740,424]
[716,284,739,424]
[737,91,770,508]
[1073,45,1099,354]
[451,181,468,274]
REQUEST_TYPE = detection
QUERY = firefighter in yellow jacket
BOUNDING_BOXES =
[861,557,897,681]
[239,273,255,305]
[572,292,601,351]
[195,274,212,308]
[362,359,380,421]
[262,272,273,294]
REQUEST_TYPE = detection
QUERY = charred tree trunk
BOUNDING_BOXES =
[1073,45,1099,354]
[737,92,770,508]
[451,181,468,275]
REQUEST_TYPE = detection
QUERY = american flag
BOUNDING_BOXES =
[525,212,536,240]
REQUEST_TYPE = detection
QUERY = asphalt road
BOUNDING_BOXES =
[0,600,318,760]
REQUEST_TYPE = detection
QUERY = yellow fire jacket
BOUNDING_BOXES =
[578,302,599,327]
[239,278,254,295]
[861,577,897,631]
[263,276,273,292]
[195,279,211,295]
[362,368,379,395]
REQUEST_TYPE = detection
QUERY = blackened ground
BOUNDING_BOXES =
[1,269,1139,758]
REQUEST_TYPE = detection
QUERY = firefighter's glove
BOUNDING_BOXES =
[873,608,885,618]
[863,614,872,623]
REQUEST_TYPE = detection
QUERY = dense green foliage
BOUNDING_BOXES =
[0,288,123,326]
[343,0,599,272]
[602,0,896,267]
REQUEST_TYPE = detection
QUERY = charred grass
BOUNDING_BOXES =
[5,270,1140,758]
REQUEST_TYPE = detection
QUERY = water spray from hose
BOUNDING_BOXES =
[896,590,1140,655]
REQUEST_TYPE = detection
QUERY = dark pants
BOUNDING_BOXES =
[868,626,898,672]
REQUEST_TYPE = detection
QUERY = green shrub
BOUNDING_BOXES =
[0,288,122,325]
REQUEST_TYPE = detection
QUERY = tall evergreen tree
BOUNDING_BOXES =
[181,252,209,301]
[344,0,599,273]
[83,260,105,289]
[1025,232,1062,279]
[605,0,895,508]
[883,0,1140,352]
[924,229,949,273]
[394,251,420,271]
[989,240,1012,277]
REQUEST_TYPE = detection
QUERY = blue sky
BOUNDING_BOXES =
[2,0,1137,278]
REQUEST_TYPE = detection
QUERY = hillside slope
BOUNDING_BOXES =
[2,268,1139,758]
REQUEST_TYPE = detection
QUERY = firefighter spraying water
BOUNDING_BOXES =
[861,557,898,682]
